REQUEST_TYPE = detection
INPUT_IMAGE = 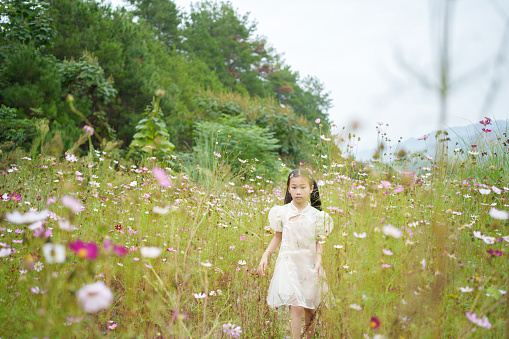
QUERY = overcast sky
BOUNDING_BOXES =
[109,0,509,151]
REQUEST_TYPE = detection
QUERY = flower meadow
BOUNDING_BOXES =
[0,124,508,338]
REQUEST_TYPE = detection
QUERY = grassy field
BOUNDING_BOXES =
[0,126,508,338]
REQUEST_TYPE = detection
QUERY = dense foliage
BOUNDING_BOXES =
[0,0,332,174]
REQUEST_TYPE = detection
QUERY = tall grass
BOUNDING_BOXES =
[0,122,507,338]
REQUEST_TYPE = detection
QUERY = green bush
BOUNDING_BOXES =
[0,105,38,151]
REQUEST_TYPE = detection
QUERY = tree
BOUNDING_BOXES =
[126,0,180,48]
[180,1,270,95]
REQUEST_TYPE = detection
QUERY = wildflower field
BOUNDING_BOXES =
[0,123,508,338]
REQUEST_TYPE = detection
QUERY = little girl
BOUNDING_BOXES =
[259,169,334,339]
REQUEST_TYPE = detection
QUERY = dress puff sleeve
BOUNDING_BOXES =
[315,211,334,240]
[268,206,283,233]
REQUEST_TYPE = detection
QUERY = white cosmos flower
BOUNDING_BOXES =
[382,249,393,255]
[42,243,66,264]
[140,247,162,258]
[478,188,491,195]
[349,304,361,311]
[383,224,402,238]
[201,262,212,267]
[482,236,496,244]
[152,206,169,215]
[502,236,509,243]
[5,209,49,224]
[58,219,75,231]
[333,245,343,249]
[28,220,44,230]
[492,186,501,194]
[489,208,508,220]
[77,281,114,313]
[0,248,13,257]
[194,292,207,299]
[353,232,367,238]
[238,260,246,265]
[459,286,473,293]
[473,231,483,239]
[129,181,137,187]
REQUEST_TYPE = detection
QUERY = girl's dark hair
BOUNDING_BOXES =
[284,169,322,211]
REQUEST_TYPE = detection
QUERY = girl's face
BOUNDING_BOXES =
[288,176,313,204]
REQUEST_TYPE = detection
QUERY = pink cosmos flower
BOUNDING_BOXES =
[46,196,57,206]
[62,195,83,213]
[239,235,246,241]
[103,239,128,257]
[382,264,391,268]
[69,240,98,260]
[466,312,491,329]
[33,227,52,239]
[382,249,393,256]
[393,186,404,194]
[315,118,321,124]
[152,166,172,188]
[83,125,94,136]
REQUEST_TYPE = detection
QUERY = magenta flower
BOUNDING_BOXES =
[10,193,22,201]
[69,240,98,260]
[152,166,172,188]
[239,235,246,241]
[487,249,504,257]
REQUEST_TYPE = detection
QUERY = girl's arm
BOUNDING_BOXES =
[315,241,323,277]
[258,231,282,276]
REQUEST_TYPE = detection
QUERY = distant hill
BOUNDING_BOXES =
[353,120,509,161]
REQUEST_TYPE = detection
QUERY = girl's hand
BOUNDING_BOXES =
[315,262,322,282]
[258,255,268,276]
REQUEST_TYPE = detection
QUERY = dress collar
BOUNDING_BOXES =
[288,201,311,215]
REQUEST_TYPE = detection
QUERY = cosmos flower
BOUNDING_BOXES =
[77,281,114,313]
[194,292,206,299]
[478,188,491,195]
[0,248,12,257]
[58,219,75,231]
[383,225,402,238]
[152,166,172,188]
[370,316,380,329]
[152,206,169,215]
[465,312,491,329]
[382,249,393,255]
[489,208,508,220]
[486,249,504,257]
[5,209,49,224]
[349,304,361,311]
[459,286,473,293]
[315,118,321,124]
[83,125,94,136]
[42,243,66,264]
[61,195,83,214]
[69,240,98,260]
[140,247,162,258]
[223,323,242,338]
[353,232,367,238]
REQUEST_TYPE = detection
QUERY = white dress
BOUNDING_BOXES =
[266,202,334,309]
